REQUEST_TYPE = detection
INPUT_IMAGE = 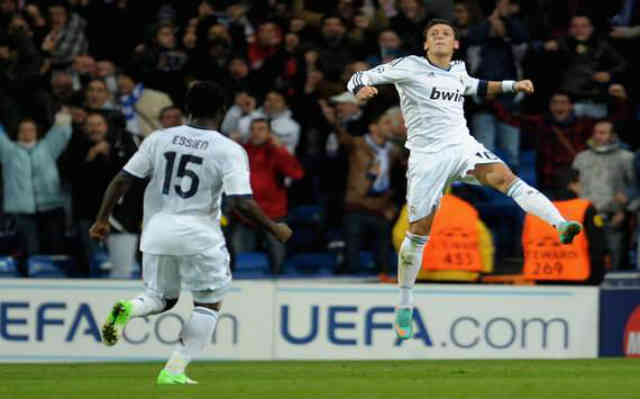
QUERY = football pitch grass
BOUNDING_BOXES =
[1,359,639,398]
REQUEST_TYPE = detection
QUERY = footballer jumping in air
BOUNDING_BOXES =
[89,82,292,384]
[347,19,582,340]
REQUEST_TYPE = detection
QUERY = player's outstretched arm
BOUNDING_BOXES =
[227,195,292,243]
[347,58,411,101]
[90,171,136,240]
[485,79,534,96]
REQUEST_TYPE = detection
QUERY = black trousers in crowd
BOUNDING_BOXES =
[12,207,66,275]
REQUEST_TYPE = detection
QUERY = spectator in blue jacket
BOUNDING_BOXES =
[466,0,528,171]
[0,109,72,275]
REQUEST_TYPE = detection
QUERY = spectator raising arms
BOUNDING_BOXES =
[0,109,72,275]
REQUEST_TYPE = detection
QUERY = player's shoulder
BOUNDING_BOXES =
[147,126,183,143]
[210,132,247,158]
[450,59,468,72]
[392,55,422,67]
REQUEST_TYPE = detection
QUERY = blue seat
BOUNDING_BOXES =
[0,256,19,277]
[286,226,318,253]
[28,255,72,278]
[233,269,272,279]
[235,252,269,272]
[288,205,323,225]
[520,150,536,167]
[519,150,537,187]
[90,250,111,278]
[284,252,337,275]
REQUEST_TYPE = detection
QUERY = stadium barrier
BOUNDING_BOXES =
[0,279,598,362]
[599,285,640,357]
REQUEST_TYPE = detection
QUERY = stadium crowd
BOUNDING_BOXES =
[1,0,639,280]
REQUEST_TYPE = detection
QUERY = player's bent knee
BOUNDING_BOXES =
[409,214,434,236]
[194,301,222,311]
[163,298,178,312]
[488,169,517,192]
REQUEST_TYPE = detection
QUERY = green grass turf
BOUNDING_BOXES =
[1,359,639,398]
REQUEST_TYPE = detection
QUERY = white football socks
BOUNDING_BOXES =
[507,178,566,228]
[129,294,165,318]
[164,306,219,375]
[398,232,429,308]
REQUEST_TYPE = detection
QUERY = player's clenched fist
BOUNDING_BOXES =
[272,222,293,243]
[515,80,534,94]
[355,86,378,101]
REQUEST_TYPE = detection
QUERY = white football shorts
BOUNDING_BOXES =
[406,135,504,222]
[141,241,231,303]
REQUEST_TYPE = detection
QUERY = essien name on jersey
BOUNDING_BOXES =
[123,125,252,256]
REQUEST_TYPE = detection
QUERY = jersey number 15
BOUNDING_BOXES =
[162,151,203,199]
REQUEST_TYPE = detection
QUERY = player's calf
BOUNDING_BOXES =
[395,230,429,340]
[158,299,222,384]
[471,163,572,234]
[101,294,175,347]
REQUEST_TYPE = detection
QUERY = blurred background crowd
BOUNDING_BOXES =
[1,0,639,281]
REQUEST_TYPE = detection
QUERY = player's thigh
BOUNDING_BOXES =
[456,136,515,191]
[142,252,181,300]
[180,243,232,304]
[406,150,458,227]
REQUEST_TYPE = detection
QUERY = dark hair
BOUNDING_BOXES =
[48,0,70,12]
[118,63,142,83]
[453,0,483,27]
[250,118,270,130]
[86,78,106,88]
[184,81,226,119]
[552,167,580,191]
[424,18,459,39]
[159,105,183,119]
[85,111,108,124]
[550,90,574,103]
[321,14,346,26]
[266,89,287,103]
[571,14,593,24]
[16,117,41,140]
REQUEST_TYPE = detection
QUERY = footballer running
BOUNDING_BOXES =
[90,81,292,384]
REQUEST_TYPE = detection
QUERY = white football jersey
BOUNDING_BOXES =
[123,125,252,255]
[347,55,480,153]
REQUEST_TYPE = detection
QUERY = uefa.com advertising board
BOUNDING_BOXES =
[0,280,598,362]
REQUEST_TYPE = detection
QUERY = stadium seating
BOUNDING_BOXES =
[90,251,112,278]
[234,252,271,278]
[282,252,337,277]
[519,150,537,187]
[286,205,325,253]
[0,256,19,277]
[27,255,73,278]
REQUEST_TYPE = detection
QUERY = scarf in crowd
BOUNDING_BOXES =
[364,134,392,194]
[120,83,144,134]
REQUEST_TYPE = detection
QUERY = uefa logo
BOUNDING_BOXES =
[623,305,640,357]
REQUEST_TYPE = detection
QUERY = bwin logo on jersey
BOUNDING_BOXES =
[430,87,464,102]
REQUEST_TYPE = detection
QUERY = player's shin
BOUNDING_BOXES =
[506,178,566,228]
[129,294,165,318]
[164,307,219,375]
[397,232,429,307]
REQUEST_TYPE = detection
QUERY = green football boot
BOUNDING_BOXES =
[558,221,582,245]
[157,369,198,384]
[394,307,414,340]
[101,300,132,346]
